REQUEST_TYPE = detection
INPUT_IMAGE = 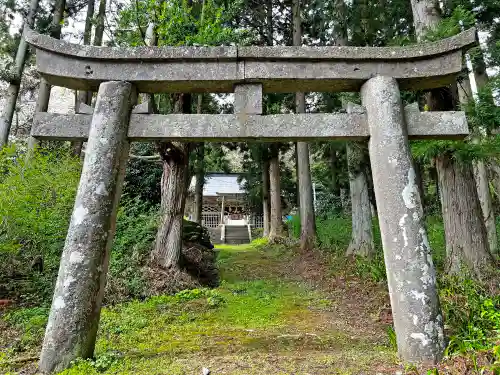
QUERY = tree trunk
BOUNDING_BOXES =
[28,0,66,152]
[94,0,106,47]
[346,142,374,256]
[266,0,273,46]
[436,155,495,275]
[293,0,316,251]
[152,142,191,269]
[262,159,271,237]
[474,159,498,254]
[337,0,373,254]
[192,95,204,225]
[410,0,494,277]
[152,94,192,269]
[409,0,441,41]
[0,0,39,148]
[193,145,204,225]
[490,163,500,205]
[72,0,96,156]
[269,144,283,241]
[458,71,497,254]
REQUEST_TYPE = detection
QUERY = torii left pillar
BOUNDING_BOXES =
[39,81,136,373]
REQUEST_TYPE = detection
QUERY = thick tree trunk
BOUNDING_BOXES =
[293,0,316,251]
[152,94,192,269]
[297,141,316,250]
[269,144,283,241]
[262,159,271,237]
[490,163,500,205]
[346,142,374,257]
[458,73,497,254]
[410,0,441,41]
[436,155,495,275]
[152,142,190,269]
[335,1,373,254]
[474,160,498,254]
[0,0,39,148]
[410,0,494,277]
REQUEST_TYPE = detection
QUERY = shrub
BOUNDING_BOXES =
[3,306,49,351]
[440,275,500,356]
[104,198,158,303]
[0,147,81,305]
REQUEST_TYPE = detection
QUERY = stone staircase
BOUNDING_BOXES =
[224,225,251,244]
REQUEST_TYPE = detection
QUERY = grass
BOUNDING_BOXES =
[0,240,396,375]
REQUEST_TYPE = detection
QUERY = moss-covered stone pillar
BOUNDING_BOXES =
[39,81,135,373]
[362,76,445,364]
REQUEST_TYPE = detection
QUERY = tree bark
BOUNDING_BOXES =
[293,0,316,251]
[262,159,271,237]
[269,144,283,241]
[409,0,441,41]
[0,0,39,148]
[410,0,494,277]
[152,142,191,269]
[458,62,497,255]
[192,95,204,225]
[152,94,192,269]
[346,142,374,257]
[436,155,495,275]
[474,159,497,254]
[193,144,204,225]
[266,0,273,46]
[337,0,374,254]
[28,0,66,153]
[94,0,106,47]
[72,0,96,156]
[490,163,500,206]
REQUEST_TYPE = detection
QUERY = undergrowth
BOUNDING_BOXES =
[293,212,500,371]
[1,240,393,374]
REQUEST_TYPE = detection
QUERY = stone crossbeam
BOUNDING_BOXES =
[25,27,476,93]
[32,110,468,142]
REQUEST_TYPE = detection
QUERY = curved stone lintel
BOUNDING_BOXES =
[25,27,476,61]
[25,27,477,93]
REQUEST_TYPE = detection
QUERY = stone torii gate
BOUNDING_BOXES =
[25,27,476,373]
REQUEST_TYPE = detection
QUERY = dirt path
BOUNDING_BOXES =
[1,243,401,375]
[155,243,400,375]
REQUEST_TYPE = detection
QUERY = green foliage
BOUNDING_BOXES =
[0,146,81,304]
[66,352,121,374]
[316,215,351,251]
[353,253,386,283]
[116,0,247,48]
[174,288,226,307]
[386,325,397,351]
[440,276,500,356]
[423,6,475,42]
[408,7,500,164]
[105,199,158,303]
[3,307,49,351]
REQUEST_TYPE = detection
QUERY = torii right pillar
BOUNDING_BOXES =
[362,76,445,363]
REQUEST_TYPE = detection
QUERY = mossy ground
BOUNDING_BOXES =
[1,241,399,375]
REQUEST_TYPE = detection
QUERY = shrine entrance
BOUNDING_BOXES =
[24,27,476,373]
